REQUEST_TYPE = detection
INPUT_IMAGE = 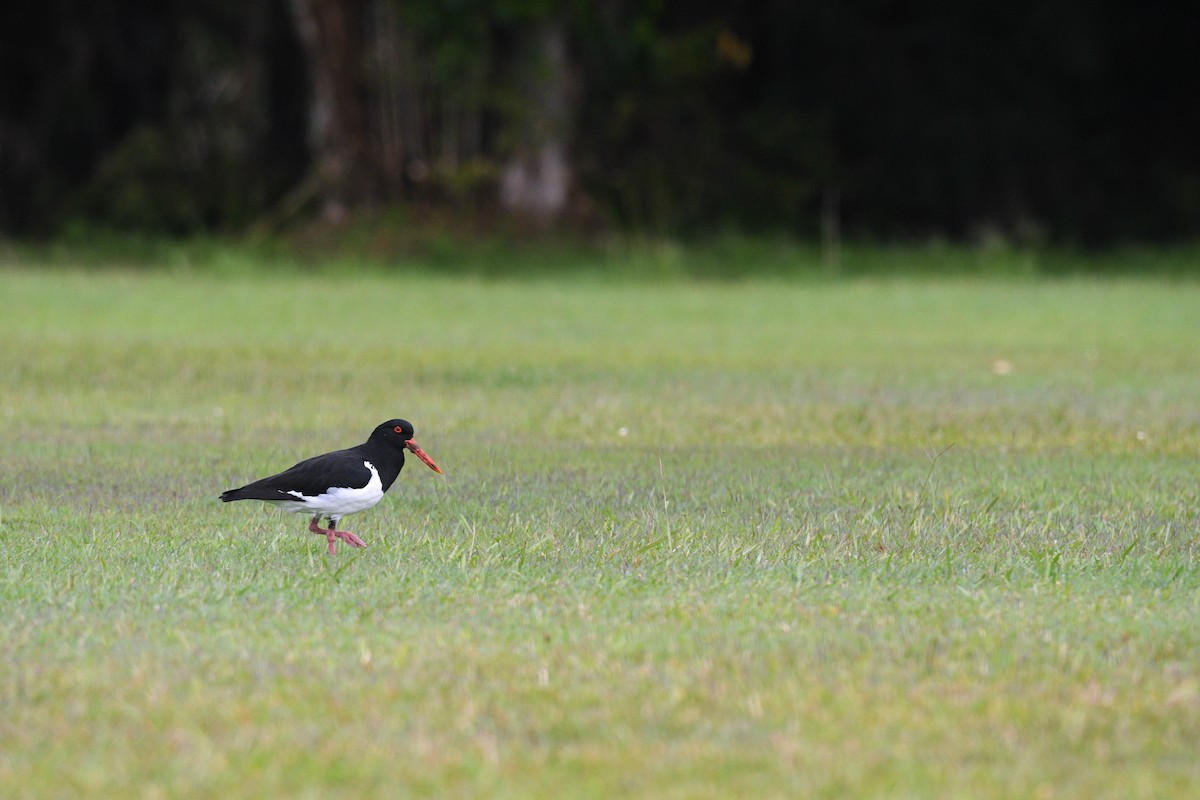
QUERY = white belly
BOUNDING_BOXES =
[267,461,385,519]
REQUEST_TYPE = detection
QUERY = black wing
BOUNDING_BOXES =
[220,449,375,502]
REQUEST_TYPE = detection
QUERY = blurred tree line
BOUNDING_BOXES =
[1,0,1197,243]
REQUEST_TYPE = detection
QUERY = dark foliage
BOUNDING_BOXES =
[1,0,1197,243]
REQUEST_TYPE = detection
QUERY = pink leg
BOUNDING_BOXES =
[329,518,367,550]
[308,516,367,554]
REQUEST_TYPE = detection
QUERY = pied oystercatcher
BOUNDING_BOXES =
[220,419,442,553]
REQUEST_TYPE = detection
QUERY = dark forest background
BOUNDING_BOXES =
[2,0,1198,245]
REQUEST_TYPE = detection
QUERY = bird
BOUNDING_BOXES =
[220,419,443,554]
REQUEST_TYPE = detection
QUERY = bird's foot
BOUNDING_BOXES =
[308,518,367,554]
[335,529,367,549]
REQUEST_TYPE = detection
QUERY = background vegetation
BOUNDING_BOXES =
[3,1,1198,249]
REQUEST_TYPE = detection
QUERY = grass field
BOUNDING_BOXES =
[2,257,1199,798]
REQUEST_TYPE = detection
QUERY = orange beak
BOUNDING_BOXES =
[406,439,443,474]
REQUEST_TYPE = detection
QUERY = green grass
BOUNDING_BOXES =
[9,228,1200,279]
[2,259,1199,798]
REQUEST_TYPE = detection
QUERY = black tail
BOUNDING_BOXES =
[220,488,246,502]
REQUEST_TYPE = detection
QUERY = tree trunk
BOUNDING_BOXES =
[288,0,376,221]
[499,18,574,225]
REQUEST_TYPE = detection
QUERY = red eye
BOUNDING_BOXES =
[394,426,403,433]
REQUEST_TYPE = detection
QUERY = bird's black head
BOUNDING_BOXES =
[370,419,443,474]
[374,418,416,444]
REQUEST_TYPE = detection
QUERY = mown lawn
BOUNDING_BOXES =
[2,262,1198,798]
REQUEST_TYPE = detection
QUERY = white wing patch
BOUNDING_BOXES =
[267,461,385,519]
